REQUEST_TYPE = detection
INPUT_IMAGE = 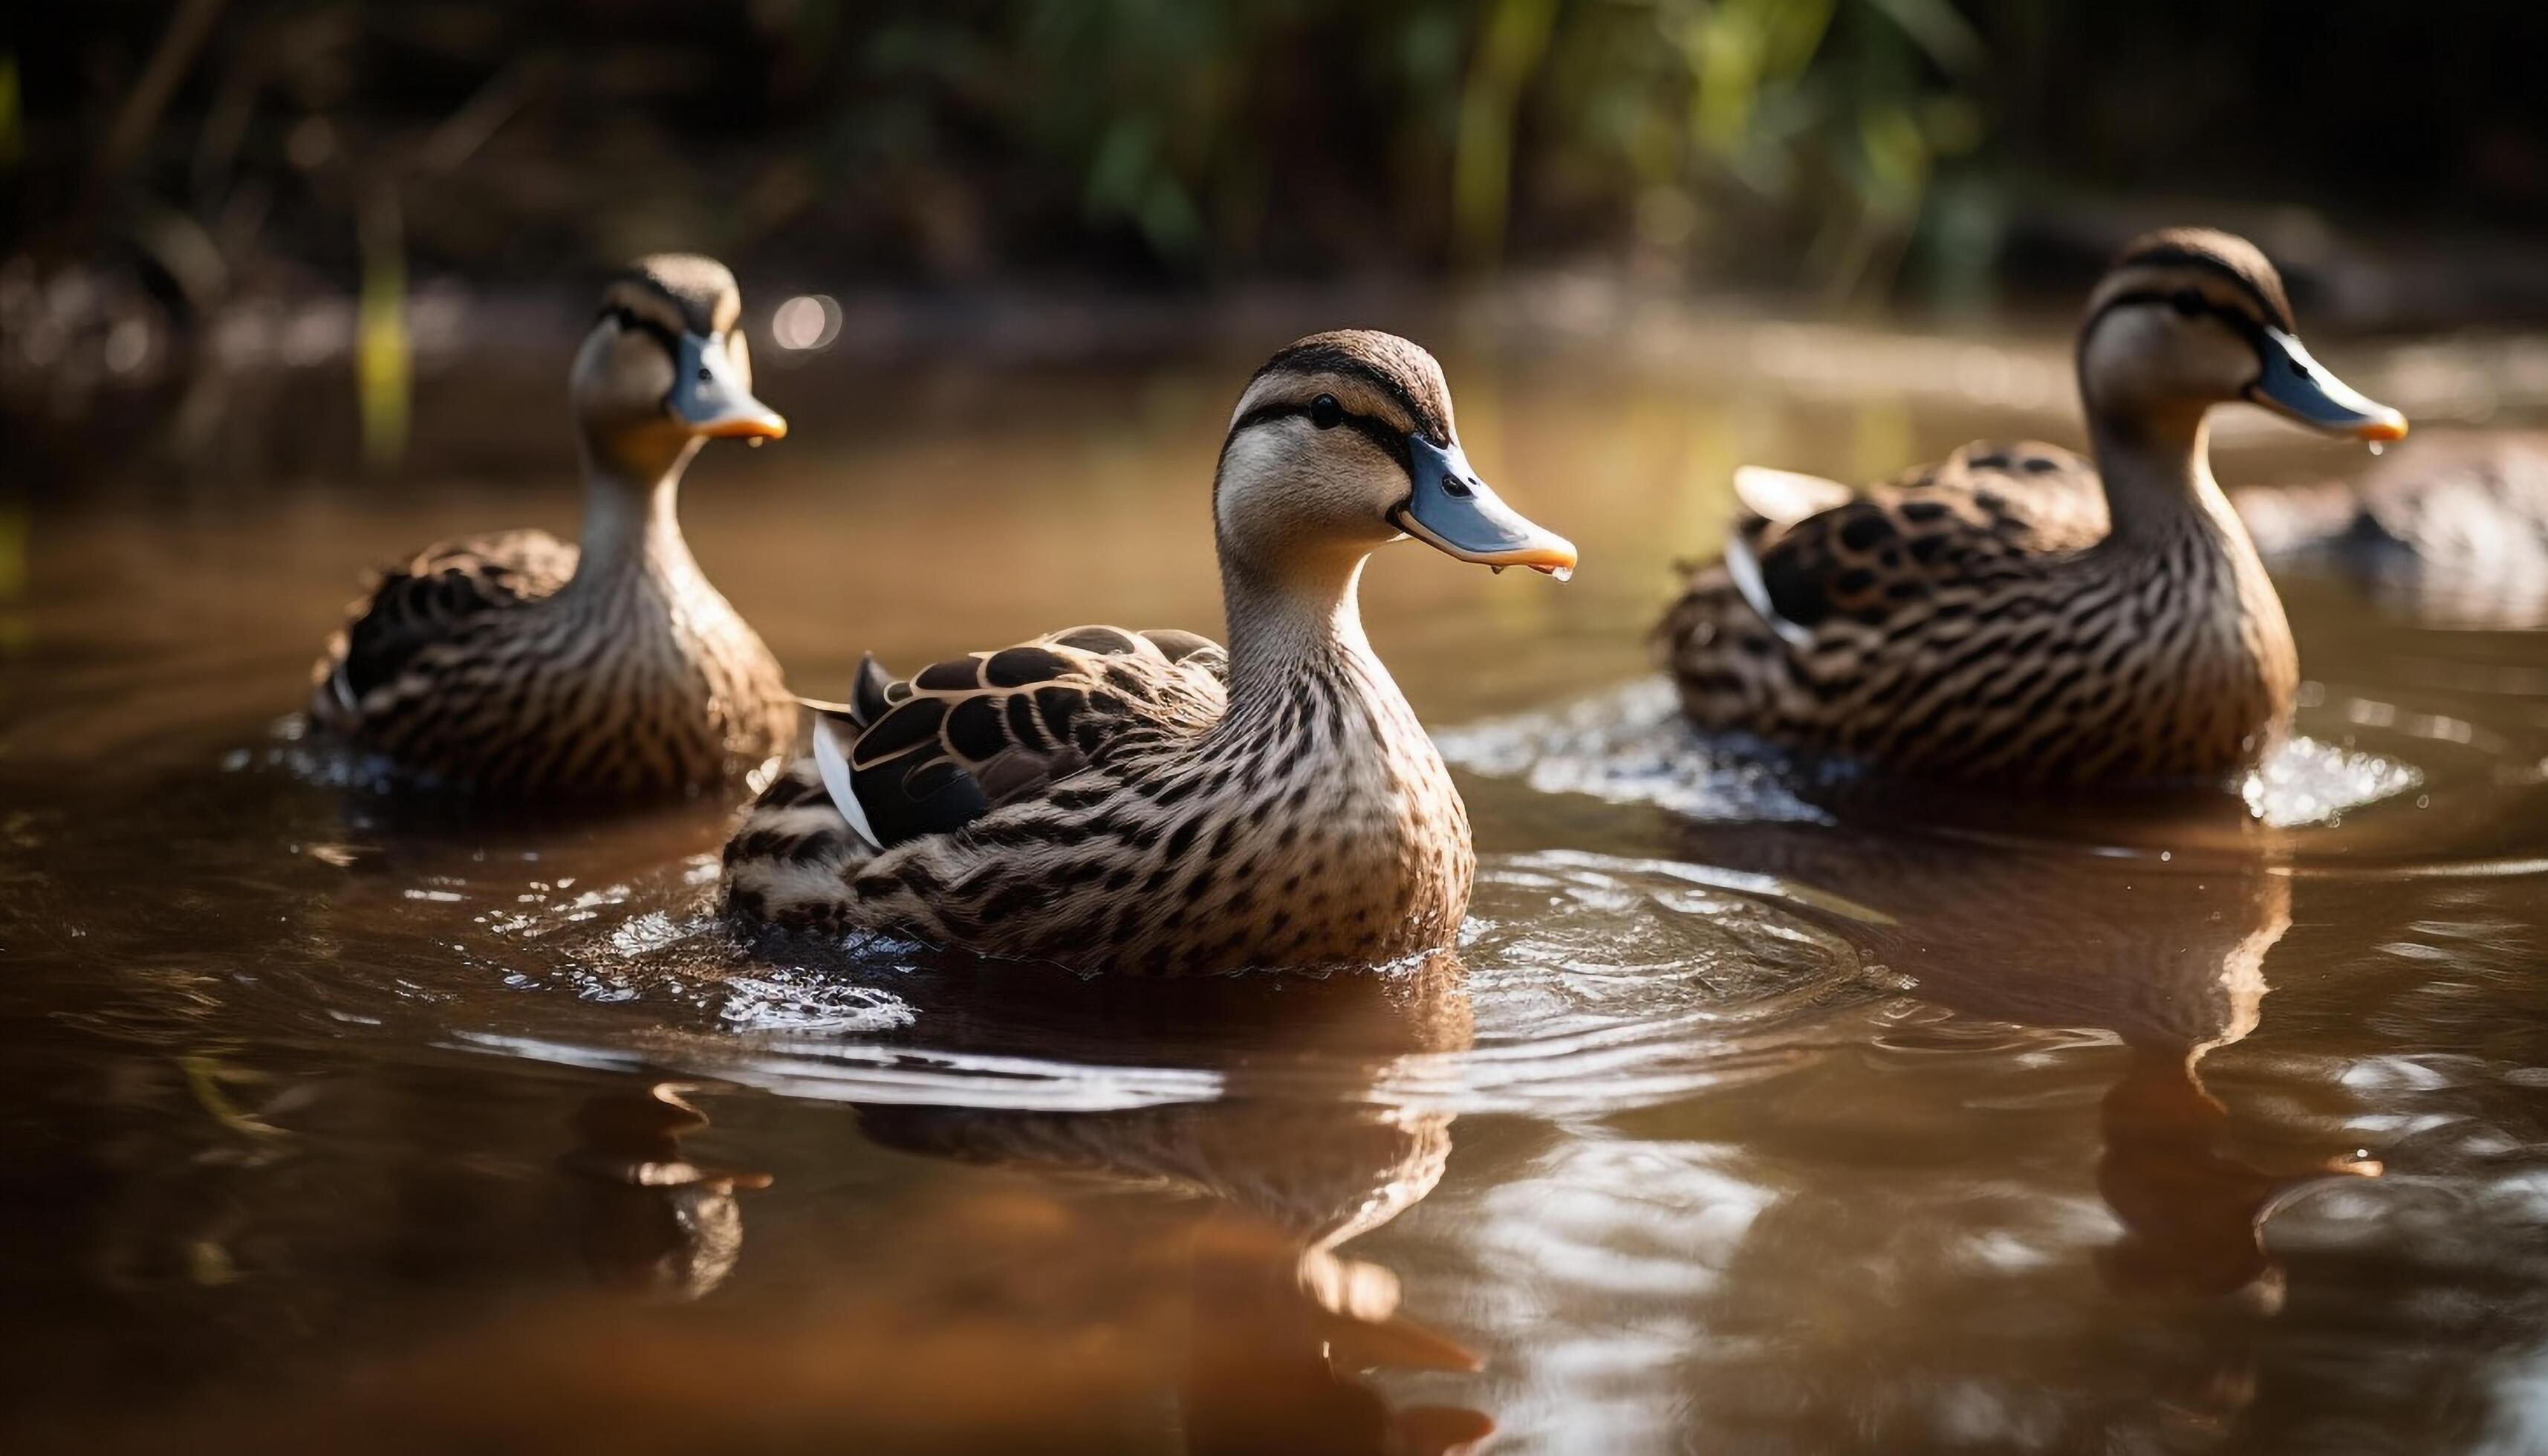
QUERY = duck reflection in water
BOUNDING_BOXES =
[559,1082,770,1302]
[1676,819,2379,1310]
[855,950,1492,1455]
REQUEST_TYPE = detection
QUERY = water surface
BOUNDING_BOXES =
[8,321,2548,1453]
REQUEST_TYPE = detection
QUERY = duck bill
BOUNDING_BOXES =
[672,332,787,441]
[2246,325,2406,442]
[1390,435,1577,579]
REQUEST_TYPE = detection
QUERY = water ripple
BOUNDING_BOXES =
[435,846,1874,1120]
[1437,677,1823,824]
[1446,676,2425,834]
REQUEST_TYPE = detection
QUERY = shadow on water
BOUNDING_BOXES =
[69,959,1503,1454]
[13,337,2548,1450]
[1662,818,2383,1311]
[851,951,1492,1455]
[1437,637,2548,1448]
[557,1058,1498,1456]
[562,1084,772,1303]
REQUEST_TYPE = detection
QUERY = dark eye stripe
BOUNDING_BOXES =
[1230,400,1415,475]
[599,305,683,357]
[2093,288,2269,345]
[2088,287,2277,377]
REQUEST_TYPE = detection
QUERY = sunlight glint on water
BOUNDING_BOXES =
[7,346,2548,1452]
[1444,675,2425,831]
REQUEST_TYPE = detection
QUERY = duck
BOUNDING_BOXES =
[722,329,1576,974]
[2232,430,2548,623]
[308,254,796,799]
[1655,227,2408,787]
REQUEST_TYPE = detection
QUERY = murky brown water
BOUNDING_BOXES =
[8,316,2548,1454]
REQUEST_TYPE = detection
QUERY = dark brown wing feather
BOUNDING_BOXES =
[1743,441,2107,633]
[313,530,579,724]
[839,624,1227,847]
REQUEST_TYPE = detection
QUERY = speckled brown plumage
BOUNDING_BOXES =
[311,521,794,797]
[725,615,1472,975]
[2235,432,2548,620]
[724,329,1573,975]
[1658,438,2294,784]
[1654,228,2399,789]
[308,255,796,799]
[823,625,1229,845]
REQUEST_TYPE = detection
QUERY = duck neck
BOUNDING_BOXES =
[571,435,706,597]
[1218,545,1397,724]
[2087,404,2244,553]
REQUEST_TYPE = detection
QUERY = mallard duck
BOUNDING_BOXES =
[723,330,1576,973]
[309,255,796,799]
[1657,228,2408,786]
[2234,431,2548,621]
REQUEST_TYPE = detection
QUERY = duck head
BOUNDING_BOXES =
[2079,227,2405,443]
[1214,330,1576,583]
[570,254,786,481]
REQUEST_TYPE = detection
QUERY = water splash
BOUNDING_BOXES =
[2242,737,2423,828]
[1437,677,1820,823]
[432,839,1869,1119]
[1447,676,2423,832]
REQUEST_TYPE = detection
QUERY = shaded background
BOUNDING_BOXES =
[10,0,2548,424]
[13,10,2548,1455]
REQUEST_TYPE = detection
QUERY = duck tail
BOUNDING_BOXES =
[720,750,877,929]
[306,630,362,732]
[1653,562,1787,731]
[850,653,897,724]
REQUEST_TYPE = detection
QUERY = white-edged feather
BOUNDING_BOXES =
[1732,464,1854,526]
[1722,527,1817,649]
[809,710,882,851]
[327,663,361,718]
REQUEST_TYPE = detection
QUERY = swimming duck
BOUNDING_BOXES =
[723,330,1576,974]
[1656,228,2408,786]
[2233,431,2548,623]
[309,255,795,799]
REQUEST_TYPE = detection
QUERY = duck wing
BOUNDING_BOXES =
[811,624,1228,851]
[1728,441,2107,640]
[313,530,579,725]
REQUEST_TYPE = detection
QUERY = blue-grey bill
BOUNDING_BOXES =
[672,333,787,440]
[2248,325,2405,441]
[1393,434,1577,579]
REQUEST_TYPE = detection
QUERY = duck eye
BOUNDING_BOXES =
[1309,394,1342,429]
[2168,288,2204,319]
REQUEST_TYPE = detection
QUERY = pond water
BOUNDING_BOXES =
[7,315,2548,1454]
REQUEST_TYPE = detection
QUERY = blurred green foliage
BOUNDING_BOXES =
[13,0,1987,301]
[833,0,1986,293]
[8,0,2548,308]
